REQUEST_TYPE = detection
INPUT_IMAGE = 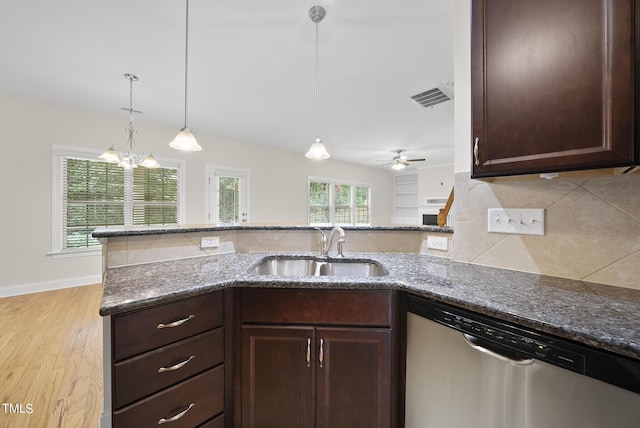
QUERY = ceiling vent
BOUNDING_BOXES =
[411,83,454,109]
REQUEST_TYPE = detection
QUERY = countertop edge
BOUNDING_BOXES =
[92,224,453,238]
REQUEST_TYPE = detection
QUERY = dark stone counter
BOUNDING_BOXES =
[99,252,640,361]
[92,224,453,238]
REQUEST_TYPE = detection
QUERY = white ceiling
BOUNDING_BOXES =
[0,0,454,168]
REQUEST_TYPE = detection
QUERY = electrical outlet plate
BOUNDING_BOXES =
[200,236,220,248]
[426,236,448,251]
[488,209,545,235]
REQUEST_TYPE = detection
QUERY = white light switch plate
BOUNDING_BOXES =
[487,209,545,235]
[201,236,220,248]
[426,236,448,251]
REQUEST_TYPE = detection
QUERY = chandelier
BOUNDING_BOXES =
[99,73,160,169]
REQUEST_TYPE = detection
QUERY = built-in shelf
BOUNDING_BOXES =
[393,173,419,224]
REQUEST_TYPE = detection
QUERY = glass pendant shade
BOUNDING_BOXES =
[140,154,161,168]
[118,159,136,169]
[99,146,120,163]
[305,138,330,160]
[169,127,202,151]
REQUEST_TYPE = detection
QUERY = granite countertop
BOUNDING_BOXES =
[100,252,640,361]
[92,223,453,238]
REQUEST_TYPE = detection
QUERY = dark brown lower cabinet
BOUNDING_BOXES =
[110,292,227,427]
[241,325,392,428]
[242,326,314,428]
[316,328,391,428]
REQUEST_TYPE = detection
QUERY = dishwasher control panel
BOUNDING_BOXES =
[407,294,640,395]
[432,307,585,373]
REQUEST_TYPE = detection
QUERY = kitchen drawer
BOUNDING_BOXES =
[241,289,392,326]
[197,413,224,428]
[113,365,224,428]
[113,327,224,408]
[113,291,223,361]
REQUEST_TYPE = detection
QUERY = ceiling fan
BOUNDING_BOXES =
[377,150,426,170]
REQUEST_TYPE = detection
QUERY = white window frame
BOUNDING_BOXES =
[308,176,372,226]
[51,145,186,257]
[204,165,250,224]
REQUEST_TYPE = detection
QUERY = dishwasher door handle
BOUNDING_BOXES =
[463,334,535,366]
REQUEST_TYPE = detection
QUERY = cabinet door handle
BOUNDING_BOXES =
[157,403,194,424]
[306,338,311,368]
[158,355,195,373]
[319,338,324,368]
[474,137,480,166]
[157,314,195,329]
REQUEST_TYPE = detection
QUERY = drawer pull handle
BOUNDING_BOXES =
[158,403,194,425]
[158,355,195,373]
[157,315,195,329]
[306,338,311,368]
[319,338,324,368]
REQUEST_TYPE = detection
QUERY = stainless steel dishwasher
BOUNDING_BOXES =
[406,295,640,428]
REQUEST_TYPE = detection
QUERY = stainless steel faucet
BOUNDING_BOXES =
[313,227,328,255]
[326,226,346,257]
[313,226,346,257]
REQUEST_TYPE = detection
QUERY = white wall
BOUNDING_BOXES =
[418,164,454,205]
[454,0,471,174]
[0,94,393,295]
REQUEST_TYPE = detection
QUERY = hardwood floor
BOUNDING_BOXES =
[0,284,103,428]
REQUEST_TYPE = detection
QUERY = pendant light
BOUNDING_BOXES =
[169,0,202,151]
[305,6,330,160]
[99,73,160,169]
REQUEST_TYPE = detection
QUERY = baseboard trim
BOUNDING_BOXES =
[0,274,103,298]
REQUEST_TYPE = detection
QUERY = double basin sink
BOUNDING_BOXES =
[250,255,388,278]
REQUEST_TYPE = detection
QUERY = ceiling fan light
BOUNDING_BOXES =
[306,138,330,160]
[391,162,406,170]
[169,128,202,152]
[99,147,120,163]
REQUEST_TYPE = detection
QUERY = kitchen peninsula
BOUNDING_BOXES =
[95,225,640,428]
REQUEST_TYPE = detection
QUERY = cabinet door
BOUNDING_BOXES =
[241,325,314,428]
[316,328,392,428]
[472,0,636,178]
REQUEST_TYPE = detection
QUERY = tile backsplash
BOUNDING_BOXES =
[103,229,452,269]
[454,172,640,290]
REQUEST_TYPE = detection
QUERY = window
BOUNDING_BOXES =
[308,178,371,226]
[218,176,240,223]
[64,158,125,249]
[355,185,370,224]
[132,167,180,226]
[52,146,185,254]
[206,167,249,224]
[309,181,331,224]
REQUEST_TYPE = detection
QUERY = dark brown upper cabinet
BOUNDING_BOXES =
[471,0,638,178]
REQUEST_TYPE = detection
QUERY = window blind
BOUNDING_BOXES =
[63,158,125,248]
[61,157,181,250]
[132,167,180,226]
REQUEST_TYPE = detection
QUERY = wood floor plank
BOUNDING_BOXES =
[0,284,103,428]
